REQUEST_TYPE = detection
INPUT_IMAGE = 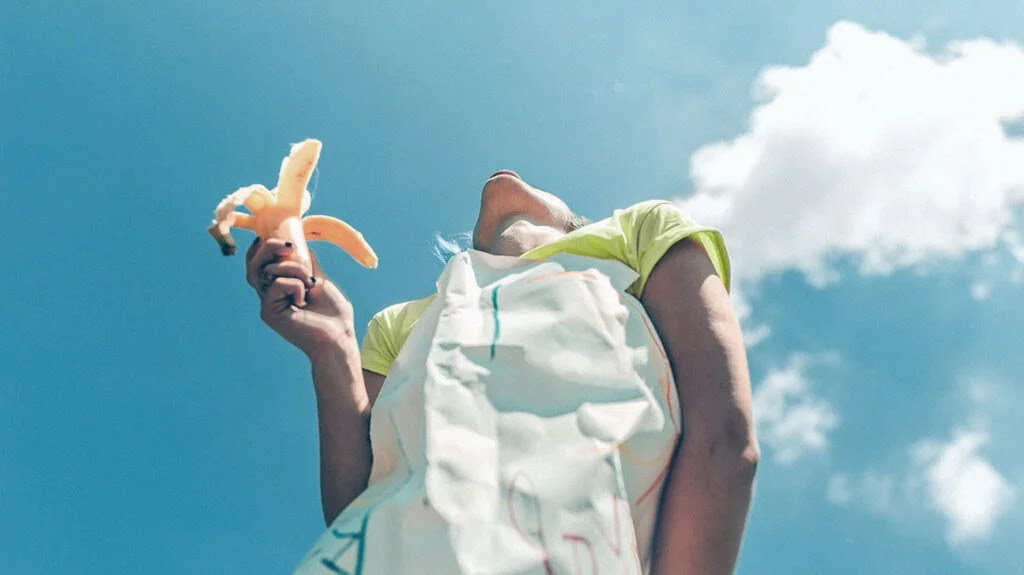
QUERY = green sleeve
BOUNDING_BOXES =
[360,311,398,376]
[628,201,731,297]
[359,295,437,376]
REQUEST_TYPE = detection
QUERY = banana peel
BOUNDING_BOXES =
[207,139,378,270]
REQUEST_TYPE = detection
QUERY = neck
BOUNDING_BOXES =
[490,219,566,256]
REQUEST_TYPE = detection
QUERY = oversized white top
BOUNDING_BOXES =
[296,251,680,575]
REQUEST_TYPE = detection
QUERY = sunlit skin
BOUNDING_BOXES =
[246,169,756,574]
[472,170,573,256]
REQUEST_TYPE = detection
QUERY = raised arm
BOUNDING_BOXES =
[640,238,759,575]
[246,238,378,525]
[306,347,373,525]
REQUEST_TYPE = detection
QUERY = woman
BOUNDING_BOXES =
[246,171,758,574]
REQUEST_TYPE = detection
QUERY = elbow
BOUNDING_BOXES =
[716,440,758,497]
[716,435,758,487]
[725,412,760,485]
[727,420,760,485]
[736,440,760,485]
[686,427,760,486]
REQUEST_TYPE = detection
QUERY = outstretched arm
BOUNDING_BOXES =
[245,238,380,525]
[640,238,759,575]
[307,347,374,525]
[310,358,387,525]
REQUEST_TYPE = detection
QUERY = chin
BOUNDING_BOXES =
[475,177,533,242]
[474,173,570,250]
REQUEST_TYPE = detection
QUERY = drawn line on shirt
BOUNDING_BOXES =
[620,296,678,434]
[595,492,625,556]
[619,439,672,466]
[523,270,601,285]
[507,471,554,574]
[321,509,370,574]
[634,458,674,507]
[618,295,681,508]
[490,285,501,360]
[562,534,598,575]
[508,476,637,573]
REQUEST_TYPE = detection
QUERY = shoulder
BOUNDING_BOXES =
[611,199,698,233]
[370,294,437,326]
[584,199,676,233]
[606,200,731,297]
[592,200,705,252]
[615,199,676,219]
[362,294,437,376]
[367,294,438,344]
[526,200,728,297]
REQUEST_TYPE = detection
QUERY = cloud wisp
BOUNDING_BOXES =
[752,354,839,464]
[826,376,1018,547]
[911,428,1017,545]
[678,21,1024,287]
[827,470,897,514]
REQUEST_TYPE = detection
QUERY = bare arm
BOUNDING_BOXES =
[246,238,384,525]
[640,239,759,575]
[310,359,386,525]
[307,346,374,525]
[363,369,388,407]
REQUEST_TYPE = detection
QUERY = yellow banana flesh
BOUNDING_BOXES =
[303,214,379,269]
[207,139,378,269]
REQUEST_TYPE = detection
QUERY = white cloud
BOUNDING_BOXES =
[826,470,896,513]
[970,281,993,301]
[964,377,999,407]
[911,428,1016,545]
[826,378,1020,548]
[678,21,1024,287]
[1005,229,1024,265]
[753,354,838,464]
[729,285,771,347]
[742,323,771,348]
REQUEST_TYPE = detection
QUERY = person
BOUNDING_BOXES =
[245,170,759,574]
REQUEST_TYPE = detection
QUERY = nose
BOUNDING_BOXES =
[488,170,521,180]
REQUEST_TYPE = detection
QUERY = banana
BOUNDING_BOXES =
[303,215,379,269]
[207,139,378,269]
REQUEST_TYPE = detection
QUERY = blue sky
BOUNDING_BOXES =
[3,1,1022,573]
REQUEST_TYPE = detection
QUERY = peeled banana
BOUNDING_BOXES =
[207,139,378,269]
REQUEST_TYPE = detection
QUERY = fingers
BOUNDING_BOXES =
[246,238,297,289]
[245,238,333,307]
[261,277,308,317]
[263,259,314,289]
[244,235,261,261]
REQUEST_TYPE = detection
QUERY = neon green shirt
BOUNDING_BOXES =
[360,199,730,376]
